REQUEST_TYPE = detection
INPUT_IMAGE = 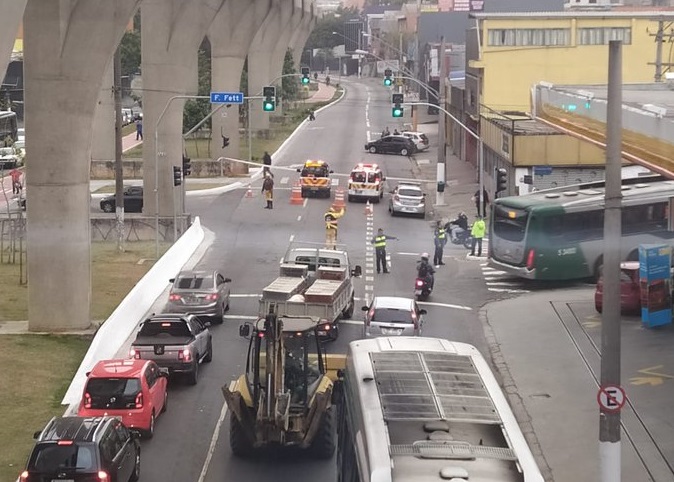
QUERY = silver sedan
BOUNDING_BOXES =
[166,269,232,324]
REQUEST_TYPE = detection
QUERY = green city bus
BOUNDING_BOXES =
[488,177,674,281]
[0,110,18,145]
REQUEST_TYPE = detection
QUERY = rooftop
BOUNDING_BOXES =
[560,83,674,119]
[471,10,674,18]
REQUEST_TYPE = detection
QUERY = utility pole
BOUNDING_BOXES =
[436,37,447,206]
[113,46,125,252]
[599,39,623,482]
[648,20,674,82]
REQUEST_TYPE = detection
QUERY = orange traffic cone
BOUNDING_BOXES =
[365,200,373,215]
[246,185,253,198]
[333,188,345,209]
[290,181,303,205]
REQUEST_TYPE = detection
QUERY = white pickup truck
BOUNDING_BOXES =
[258,245,362,340]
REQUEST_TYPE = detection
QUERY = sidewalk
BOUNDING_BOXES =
[305,81,337,104]
[485,289,674,481]
[122,131,142,153]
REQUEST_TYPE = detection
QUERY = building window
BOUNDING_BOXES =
[578,27,632,45]
[487,28,570,47]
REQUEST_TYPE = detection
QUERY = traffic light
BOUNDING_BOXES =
[173,166,182,186]
[391,93,404,118]
[182,155,192,176]
[263,86,276,112]
[301,67,310,85]
[496,168,507,194]
[383,68,393,87]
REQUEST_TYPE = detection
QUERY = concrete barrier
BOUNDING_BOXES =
[61,216,205,410]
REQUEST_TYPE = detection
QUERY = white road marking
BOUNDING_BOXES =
[197,381,235,482]
[482,268,508,275]
[365,276,374,282]
[280,176,289,184]
[416,159,430,165]
[396,252,421,256]
[289,234,294,243]
[367,131,371,143]
[340,319,363,326]
[332,179,340,186]
[230,293,263,298]
[303,198,308,208]
[297,215,302,221]
[417,301,473,311]
[365,285,373,291]
[223,314,259,320]
[487,288,530,293]
[486,281,519,286]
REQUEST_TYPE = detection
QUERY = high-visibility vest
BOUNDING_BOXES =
[374,235,386,248]
[325,214,338,230]
[436,228,446,239]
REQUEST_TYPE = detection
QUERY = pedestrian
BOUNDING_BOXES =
[469,216,486,257]
[393,128,400,135]
[262,151,273,178]
[313,72,318,81]
[324,205,345,249]
[474,188,489,217]
[308,109,316,121]
[433,221,447,267]
[135,119,143,140]
[10,167,22,195]
[371,228,397,274]
[261,173,274,209]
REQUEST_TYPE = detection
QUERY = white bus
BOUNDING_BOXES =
[336,337,544,482]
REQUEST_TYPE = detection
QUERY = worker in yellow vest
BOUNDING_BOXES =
[470,216,487,257]
[325,205,345,249]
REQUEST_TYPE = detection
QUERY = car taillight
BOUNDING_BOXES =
[178,348,192,362]
[130,348,140,359]
[205,293,218,301]
[526,249,536,270]
[19,471,28,482]
[134,393,143,409]
[168,294,181,301]
[83,393,92,409]
[98,471,109,481]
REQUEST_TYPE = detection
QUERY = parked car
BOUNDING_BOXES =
[100,186,143,213]
[361,296,426,337]
[594,261,641,314]
[20,416,140,482]
[121,108,134,126]
[167,269,232,323]
[77,359,168,438]
[389,182,426,217]
[130,314,212,385]
[0,146,20,169]
[401,131,430,151]
[364,135,416,156]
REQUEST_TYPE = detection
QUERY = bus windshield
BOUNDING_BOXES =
[492,204,528,242]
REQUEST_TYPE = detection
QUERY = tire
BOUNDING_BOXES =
[348,195,354,202]
[463,236,473,250]
[129,451,141,482]
[230,415,254,457]
[342,295,355,319]
[188,360,199,385]
[160,391,168,414]
[204,341,213,363]
[373,195,380,204]
[310,406,336,459]
[400,148,409,156]
[144,412,155,439]
[301,188,307,198]
[369,146,377,154]
[329,323,340,341]
[101,202,114,213]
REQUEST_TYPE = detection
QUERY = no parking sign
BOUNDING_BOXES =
[597,385,626,413]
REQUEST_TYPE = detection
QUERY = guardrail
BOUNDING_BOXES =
[61,216,205,412]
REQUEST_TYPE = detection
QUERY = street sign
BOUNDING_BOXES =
[210,92,244,104]
[597,384,626,413]
[533,166,553,176]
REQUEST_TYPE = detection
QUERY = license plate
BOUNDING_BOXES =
[318,330,327,337]
[52,480,74,482]
[310,187,319,191]
[401,207,416,212]
[414,290,422,296]
[154,345,165,355]
[381,328,402,335]
[354,190,362,194]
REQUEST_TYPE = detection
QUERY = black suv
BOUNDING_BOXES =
[364,135,416,156]
[20,416,140,482]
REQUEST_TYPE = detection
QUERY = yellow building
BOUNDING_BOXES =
[467,11,674,112]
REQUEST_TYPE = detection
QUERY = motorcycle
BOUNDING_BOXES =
[414,277,432,301]
[448,225,473,249]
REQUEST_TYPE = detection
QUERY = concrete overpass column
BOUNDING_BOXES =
[91,62,115,162]
[0,0,26,91]
[208,0,272,174]
[141,0,225,218]
[292,3,316,71]
[23,0,139,332]
[248,0,293,133]
[268,0,303,89]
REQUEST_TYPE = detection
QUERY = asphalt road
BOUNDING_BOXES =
[136,78,504,482]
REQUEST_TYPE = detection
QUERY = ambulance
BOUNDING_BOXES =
[347,163,385,202]
[297,159,333,198]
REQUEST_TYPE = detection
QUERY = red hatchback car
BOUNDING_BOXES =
[594,262,641,315]
[78,359,168,438]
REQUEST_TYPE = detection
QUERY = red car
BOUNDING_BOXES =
[78,359,168,438]
[594,262,641,315]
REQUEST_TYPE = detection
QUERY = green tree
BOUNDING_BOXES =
[183,38,212,133]
[304,7,360,52]
[120,31,141,77]
[281,49,299,100]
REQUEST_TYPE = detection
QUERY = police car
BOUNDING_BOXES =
[347,163,385,202]
[297,160,333,198]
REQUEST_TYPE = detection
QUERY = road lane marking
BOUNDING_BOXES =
[396,252,422,256]
[280,176,289,184]
[197,381,235,482]
[223,315,258,320]
[486,288,529,293]
[297,215,302,221]
[289,234,294,243]
[417,301,472,311]
[629,365,674,386]
[230,294,263,298]
[303,198,308,208]
[340,320,363,325]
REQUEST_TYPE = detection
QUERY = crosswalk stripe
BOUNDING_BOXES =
[280,176,289,184]
[488,288,529,293]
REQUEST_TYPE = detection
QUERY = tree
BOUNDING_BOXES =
[120,31,141,77]
[183,38,211,133]
[281,49,299,100]
[304,7,361,52]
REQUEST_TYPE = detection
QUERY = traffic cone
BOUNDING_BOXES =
[333,188,345,209]
[290,181,303,205]
[365,200,373,215]
[246,185,253,198]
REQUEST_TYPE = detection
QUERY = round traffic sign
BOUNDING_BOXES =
[597,384,626,413]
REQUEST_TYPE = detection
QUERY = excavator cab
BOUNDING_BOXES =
[224,310,337,458]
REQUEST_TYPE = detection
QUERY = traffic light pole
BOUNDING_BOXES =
[404,100,485,215]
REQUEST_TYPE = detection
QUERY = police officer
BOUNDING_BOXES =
[433,221,447,267]
[371,228,397,274]
[325,205,345,249]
